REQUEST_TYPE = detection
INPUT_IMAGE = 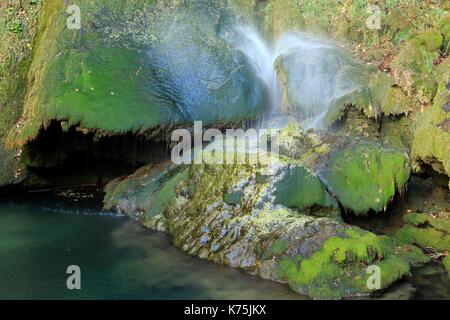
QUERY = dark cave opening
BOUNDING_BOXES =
[18,121,172,190]
[341,166,450,235]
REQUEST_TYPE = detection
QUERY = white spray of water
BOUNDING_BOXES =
[224,25,359,129]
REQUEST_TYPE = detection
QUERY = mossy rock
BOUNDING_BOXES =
[413,29,443,51]
[104,164,188,222]
[277,227,428,299]
[324,143,410,214]
[411,58,450,187]
[273,165,337,210]
[104,142,431,299]
[7,0,268,147]
[277,34,370,128]
[391,30,442,100]
[396,212,450,255]
[369,73,415,116]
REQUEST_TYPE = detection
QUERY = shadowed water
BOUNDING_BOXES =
[0,194,302,300]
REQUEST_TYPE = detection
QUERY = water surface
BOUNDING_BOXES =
[0,191,448,300]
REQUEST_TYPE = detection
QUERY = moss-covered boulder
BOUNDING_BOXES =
[273,164,337,210]
[6,0,268,148]
[104,163,188,229]
[104,139,428,299]
[323,143,410,214]
[392,29,443,102]
[411,58,450,188]
[395,211,450,278]
[369,73,415,116]
[0,0,44,186]
[277,227,428,299]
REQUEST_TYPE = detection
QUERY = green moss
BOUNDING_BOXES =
[440,15,450,53]
[272,239,289,255]
[8,0,267,147]
[43,46,162,133]
[395,225,450,252]
[402,213,450,233]
[277,227,417,299]
[0,0,45,186]
[411,57,450,187]
[403,213,430,227]
[324,143,410,214]
[413,29,443,51]
[274,165,337,210]
[264,0,304,38]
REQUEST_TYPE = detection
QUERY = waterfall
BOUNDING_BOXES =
[224,25,360,130]
[223,25,281,127]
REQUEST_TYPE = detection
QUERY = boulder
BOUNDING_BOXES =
[6,0,268,148]
[104,138,428,299]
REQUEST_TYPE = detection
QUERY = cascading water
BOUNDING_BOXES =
[223,25,282,125]
[224,25,362,129]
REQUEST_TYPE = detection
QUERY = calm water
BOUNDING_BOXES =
[0,191,448,300]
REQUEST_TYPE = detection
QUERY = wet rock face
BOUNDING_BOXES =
[9,0,268,147]
[276,33,369,128]
[104,134,428,299]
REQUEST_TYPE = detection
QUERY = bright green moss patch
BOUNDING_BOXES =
[413,29,443,51]
[324,143,410,214]
[403,213,450,233]
[396,211,450,256]
[403,213,430,227]
[276,227,418,299]
[42,46,163,133]
[395,225,450,253]
[274,165,337,210]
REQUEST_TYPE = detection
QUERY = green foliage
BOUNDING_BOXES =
[8,19,23,35]
[324,143,410,214]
